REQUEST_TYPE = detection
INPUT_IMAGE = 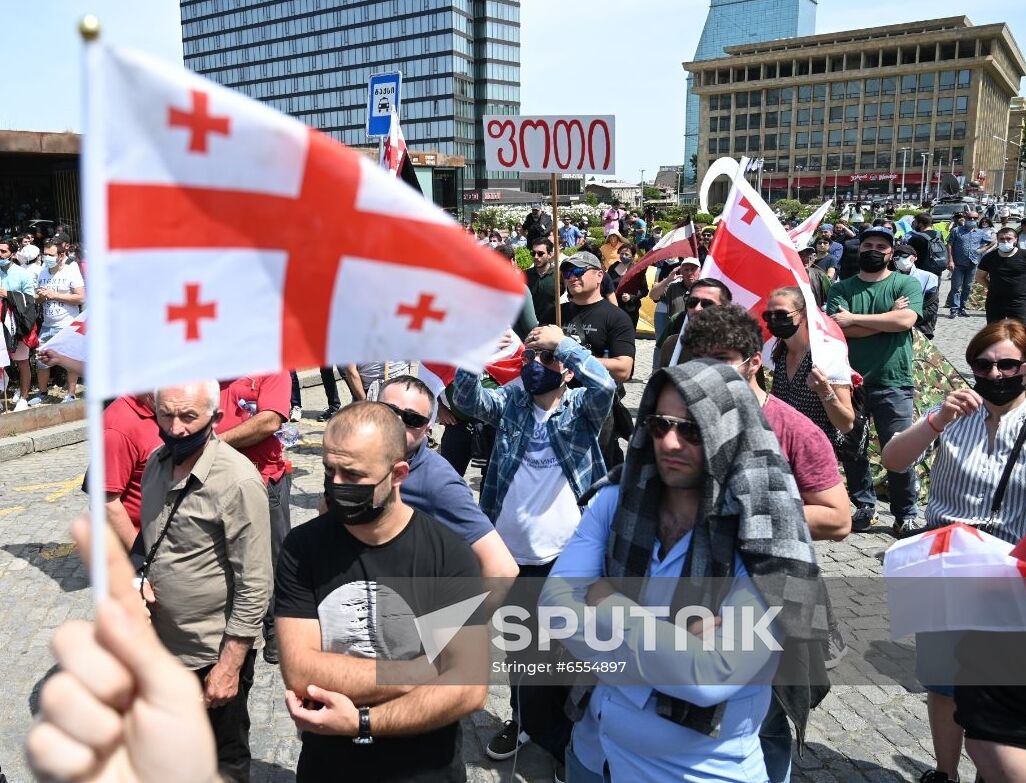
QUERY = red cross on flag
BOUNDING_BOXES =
[39,312,88,364]
[701,157,852,383]
[81,43,525,399]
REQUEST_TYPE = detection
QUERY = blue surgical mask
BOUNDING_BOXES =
[44,255,59,270]
[0,257,11,269]
[965,221,978,229]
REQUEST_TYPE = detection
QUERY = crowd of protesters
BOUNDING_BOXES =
[18,195,1026,783]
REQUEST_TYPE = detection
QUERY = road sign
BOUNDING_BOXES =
[367,72,402,138]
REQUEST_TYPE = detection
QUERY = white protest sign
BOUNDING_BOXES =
[483,115,615,175]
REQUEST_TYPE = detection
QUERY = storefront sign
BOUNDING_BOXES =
[849,173,899,183]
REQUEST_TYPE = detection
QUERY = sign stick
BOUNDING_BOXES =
[80,15,110,601]
[552,173,562,328]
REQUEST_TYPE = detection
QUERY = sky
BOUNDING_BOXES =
[5,0,1026,184]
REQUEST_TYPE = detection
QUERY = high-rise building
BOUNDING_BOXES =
[179,0,520,190]
[684,17,1026,205]
[683,0,817,189]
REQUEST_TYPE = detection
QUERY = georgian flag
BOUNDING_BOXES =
[614,221,700,296]
[787,200,833,249]
[82,43,525,398]
[39,312,87,363]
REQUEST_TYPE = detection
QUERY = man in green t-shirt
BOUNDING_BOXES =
[826,226,923,535]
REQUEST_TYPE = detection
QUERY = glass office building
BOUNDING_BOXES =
[683,0,817,189]
[179,0,520,189]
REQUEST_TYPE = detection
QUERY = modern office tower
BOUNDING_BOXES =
[683,0,817,190]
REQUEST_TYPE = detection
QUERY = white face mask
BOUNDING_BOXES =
[998,241,1016,254]
[893,256,915,273]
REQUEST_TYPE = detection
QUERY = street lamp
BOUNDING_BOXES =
[833,168,841,203]
[899,147,910,204]
[795,164,804,203]
[639,168,645,211]
[992,134,1024,202]
[935,152,946,200]
[920,152,928,204]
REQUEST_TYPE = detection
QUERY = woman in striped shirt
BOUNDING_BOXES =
[882,319,1026,783]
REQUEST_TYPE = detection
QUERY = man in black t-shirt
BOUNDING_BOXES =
[978,225,1026,324]
[275,402,487,783]
[559,251,636,466]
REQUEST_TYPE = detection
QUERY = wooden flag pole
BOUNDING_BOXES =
[552,173,562,327]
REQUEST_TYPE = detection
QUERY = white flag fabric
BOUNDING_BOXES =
[787,201,834,249]
[39,312,87,363]
[884,523,1026,638]
[83,43,525,398]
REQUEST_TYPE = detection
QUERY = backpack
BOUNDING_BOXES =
[912,230,948,275]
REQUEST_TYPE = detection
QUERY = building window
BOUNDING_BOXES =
[915,123,931,142]
[842,153,856,169]
[749,134,760,151]
[750,91,762,108]
[708,139,717,153]
[718,138,730,153]
[956,96,969,114]
[708,95,720,111]
[831,82,845,101]
[737,92,749,109]
[780,110,792,127]
[735,136,747,153]
[767,88,780,106]
[750,113,761,129]
[937,97,954,116]
[827,153,841,169]
[828,129,842,146]
[830,105,843,123]
[901,74,918,94]
[939,70,956,90]
[798,85,812,102]
[796,131,809,147]
[877,151,892,168]
[812,107,824,125]
[778,132,791,148]
[917,99,933,117]
[810,130,823,147]
[847,80,861,99]
[879,101,895,120]
[843,128,857,146]
[845,104,859,122]
[795,156,808,170]
[957,69,971,89]
[864,103,878,121]
[808,155,822,171]
[919,72,935,93]
[797,108,810,126]
[765,111,778,128]
[814,84,826,101]
[935,122,952,141]
[953,121,967,140]
[900,99,915,119]
[881,77,896,96]
[764,134,777,150]
[780,87,794,104]
[878,126,893,144]
[860,151,875,170]
[736,114,748,131]
[865,78,880,97]
[862,127,877,145]
[898,125,913,142]
[709,117,718,133]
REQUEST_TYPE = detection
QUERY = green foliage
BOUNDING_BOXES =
[588,227,605,244]
[772,199,802,216]
[661,206,686,225]
[709,203,725,217]
[654,220,675,233]
[895,207,920,219]
[514,247,533,271]
[693,212,715,225]
[583,192,599,207]
[643,185,662,200]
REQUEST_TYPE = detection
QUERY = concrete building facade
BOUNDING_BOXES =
[684,17,1026,204]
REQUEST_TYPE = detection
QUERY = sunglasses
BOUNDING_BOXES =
[562,266,590,279]
[522,348,557,366]
[761,309,802,323]
[381,401,431,429]
[645,414,702,446]
[531,250,548,257]
[969,357,1026,376]
[685,296,718,310]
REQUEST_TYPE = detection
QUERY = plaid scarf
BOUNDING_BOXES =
[568,360,828,735]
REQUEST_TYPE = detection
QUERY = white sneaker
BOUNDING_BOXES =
[289,405,303,422]
[10,390,21,404]
[13,399,29,412]
[27,395,44,407]
[61,394,77,404]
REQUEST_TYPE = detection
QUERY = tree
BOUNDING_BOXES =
[583,192,599,207]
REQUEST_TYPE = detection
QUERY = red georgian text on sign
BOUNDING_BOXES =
[482,115,615,175]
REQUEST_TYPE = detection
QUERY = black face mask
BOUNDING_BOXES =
[767,318,800,340]
[973,374,1025,407]
[159,421,213,464]
[323,471,392,526]
[858,250,888,273]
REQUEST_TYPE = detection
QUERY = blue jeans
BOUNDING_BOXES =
[841,385,918,519]
[566,741,610,783]
[950,264,977,312]
[759,700,793,783]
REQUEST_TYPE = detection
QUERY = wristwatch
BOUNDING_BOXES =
[352,706,373,745]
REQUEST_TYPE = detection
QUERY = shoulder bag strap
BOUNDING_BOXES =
[989,413,1026,519]
[138,474,198,594]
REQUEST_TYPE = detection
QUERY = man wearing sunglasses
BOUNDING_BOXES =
[526,238,559,326]
[677,304,848,783]
[376,375,518,593]
[656,277,733,369]
[541,360,828,783]
[452,323,616,776]
[560,251,636,468]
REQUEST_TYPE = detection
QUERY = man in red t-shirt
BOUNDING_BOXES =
[101,394,163,549]
[217,372,291,663]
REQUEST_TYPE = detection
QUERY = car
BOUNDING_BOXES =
[1007,202,1025,221]
[929,202,965,223]
[377,97,390,113]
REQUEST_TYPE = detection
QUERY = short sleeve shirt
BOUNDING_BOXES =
[37,263,84,328]
[762,396,842,494]
[216,373,291,483]
[275,510,482,782]
[979,249,1026,319]
[560,300,637,363]
[948,226,990,266]
[826,272,923,387]
[103,395,162,526]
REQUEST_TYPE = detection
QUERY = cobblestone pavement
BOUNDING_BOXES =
[0,280,987,782]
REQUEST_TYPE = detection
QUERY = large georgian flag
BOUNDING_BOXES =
[83,44,525,398]
[702,157,852,383]
[786,200,833,249]
[614,221,700,296]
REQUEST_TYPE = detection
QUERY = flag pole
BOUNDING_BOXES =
[552,173,562,328]
[80,14,110,602]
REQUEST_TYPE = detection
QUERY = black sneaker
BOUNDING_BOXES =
[920,771,958,783]
[316,405,340,422]
[851,506,879,532]
[486,719,530,760]
[949,311,958,319]
[263,638,279,665]
[554,761,566,783]
[958,310,970,317]
[823,626,848,670]
[894,517,927,539]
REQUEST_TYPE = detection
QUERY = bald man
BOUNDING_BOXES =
[275,401,488,783]
[140,382,272,782]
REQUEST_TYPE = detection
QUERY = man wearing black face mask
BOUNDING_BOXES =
[275,402,487,783]
[452,323,615,776]
[139,382,272,782]
[827,226,924,535]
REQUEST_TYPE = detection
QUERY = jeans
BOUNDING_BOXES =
[652,307,669,370]
[841,385,918,519]
[289,371,301,409]
[195,649,257,783]
[263,473,292,642]
[759,699,793,783]
[566,740,610,783]
[950,264,977,312]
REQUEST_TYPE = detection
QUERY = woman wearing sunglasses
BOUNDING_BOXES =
[604,242,649,329]
[763,287,856,443]
[882,319,1026,783]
